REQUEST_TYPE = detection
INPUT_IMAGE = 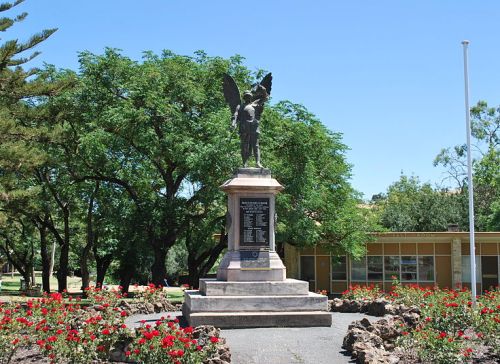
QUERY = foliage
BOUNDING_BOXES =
[265,101,375,257]
[371,175,466,232]
[434,100,500,231]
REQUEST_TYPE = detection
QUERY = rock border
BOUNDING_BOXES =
[330,298,421,364]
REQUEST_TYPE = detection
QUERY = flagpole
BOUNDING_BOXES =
[461,40,477,306]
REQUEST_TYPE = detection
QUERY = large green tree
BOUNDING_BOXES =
[58,49,372,287]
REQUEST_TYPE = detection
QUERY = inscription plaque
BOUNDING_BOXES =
[239,197,270,249]
[240,251,271,270]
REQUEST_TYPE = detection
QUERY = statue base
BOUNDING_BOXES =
[182,169,331,328]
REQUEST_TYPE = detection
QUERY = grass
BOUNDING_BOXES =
[0,274,185,303]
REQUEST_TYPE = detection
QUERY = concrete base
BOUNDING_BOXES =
[217,251,286,281]
[184,310,332,328]
[182,278,331,328]
[185,291,327,312]
[200,278,308,296]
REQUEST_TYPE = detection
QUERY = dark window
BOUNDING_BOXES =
[300,256,315,282]
[332,256,347,280]
[384,256,400,280]
[367,256,383,280]
[401,256,417,281]
[418,256,434,281]
[352,257,366,281]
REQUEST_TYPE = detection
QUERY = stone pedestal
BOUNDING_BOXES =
[182,168,331,328]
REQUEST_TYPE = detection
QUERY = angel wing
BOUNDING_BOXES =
[222,73,241,115]
[259,72,272,96]
[252,72,272,103]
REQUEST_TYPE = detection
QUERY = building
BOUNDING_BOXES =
[284,231,500,294]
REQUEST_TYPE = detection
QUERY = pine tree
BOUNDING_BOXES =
[0,0,64,290]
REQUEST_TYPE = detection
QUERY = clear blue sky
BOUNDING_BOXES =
[9,0,500,199]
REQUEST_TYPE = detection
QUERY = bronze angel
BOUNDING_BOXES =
[223,73,272,168]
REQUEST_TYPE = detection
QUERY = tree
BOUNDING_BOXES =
[264,101,373,258]
[434,101,500,231]
[57,49,244,286]
[56,49,372,288]
[0,0,67,291]
[372,175,466,232]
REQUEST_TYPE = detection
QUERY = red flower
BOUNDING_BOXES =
[438,332,447,339]
[210,336,219,344]
[102,328,111,335]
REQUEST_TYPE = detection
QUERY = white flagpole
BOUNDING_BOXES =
[461,40,477,306]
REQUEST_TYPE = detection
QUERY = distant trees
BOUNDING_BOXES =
[371,100,499,233]
[371,175,466,232]
[434,101,499,231]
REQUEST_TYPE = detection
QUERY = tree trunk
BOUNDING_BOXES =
[119,268,134,294]
[95,252,113,288]
[80,246,91,291]
[118,249,136,293]
[151,245,167,286]
[39,221,51,293]
[31,266,36,288]
[187,262,200,289]
[81,182,99,292]
[56,208,71,293]
[186,232,227,289]
[22,270,31,290]
[49,241,56,277]
[57,242,69,292]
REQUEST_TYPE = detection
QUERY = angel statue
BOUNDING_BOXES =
[223,73,272,168]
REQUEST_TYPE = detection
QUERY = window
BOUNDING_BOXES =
[401,256,417,281]
[367,256,383,280]
[461,256,481,283]
[331,256,347,280]
[418,256,434,281]
[300,256,315,282]
[351,257,366,281]
[384,256,400,280]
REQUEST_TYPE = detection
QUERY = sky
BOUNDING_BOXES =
[8,0,500,200]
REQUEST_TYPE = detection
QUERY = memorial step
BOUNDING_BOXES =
[184,310,332,328]
[200,278,309,296]
[184,291,328,313]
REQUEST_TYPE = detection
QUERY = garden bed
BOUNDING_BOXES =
[0,285,230,364]
[333,282,499,364]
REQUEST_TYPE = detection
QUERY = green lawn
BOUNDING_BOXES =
[0,274,185,303]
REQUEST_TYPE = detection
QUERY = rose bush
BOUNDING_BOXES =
[0,286,223,364]
[341,282,500,363]
[128,316,220,364]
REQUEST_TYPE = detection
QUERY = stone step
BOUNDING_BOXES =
[184,291,328,313]
[200,278,309,296]
[184,310,332,328]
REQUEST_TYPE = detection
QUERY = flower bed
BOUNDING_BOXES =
[337,281,500,364]
[0,286,229,364]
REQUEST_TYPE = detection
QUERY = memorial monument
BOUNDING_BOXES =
[182,74,331,328]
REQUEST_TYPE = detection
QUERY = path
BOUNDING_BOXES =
[127,312,369,364]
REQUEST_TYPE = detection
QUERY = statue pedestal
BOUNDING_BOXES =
[182,168,331,328]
